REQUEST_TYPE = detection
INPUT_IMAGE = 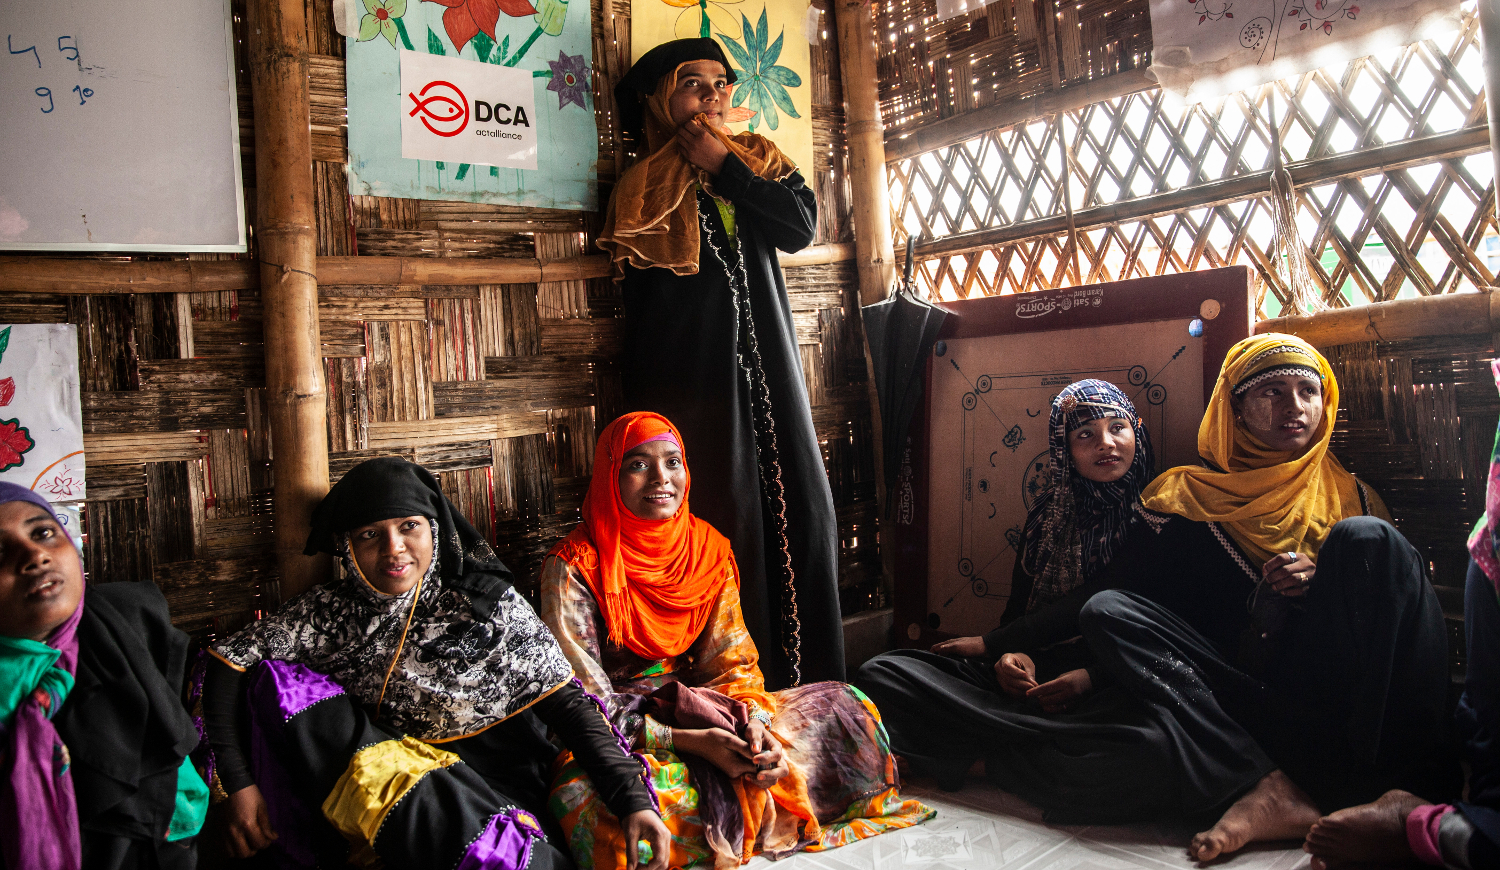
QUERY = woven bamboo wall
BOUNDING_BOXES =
[872,0,1151,133]
[0,0,877,643]
[1322,332,1497,669]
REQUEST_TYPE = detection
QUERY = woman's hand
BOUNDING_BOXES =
[742,719,788,788]
[1263,551,1316,598]
[1026,668,1093,713]
[622,809,670,870]
[221,784,278,859]
[676,117,730,176]
[994,652,1038,698]
[673,726,757,778]
[930,635,987,658]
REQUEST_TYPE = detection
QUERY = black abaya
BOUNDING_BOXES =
[619,153,842,687]
[1080,515,1459,811]
[855,536,1266,824]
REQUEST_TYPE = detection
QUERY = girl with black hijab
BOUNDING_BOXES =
[598,38,842,689]
[203,458,669,870]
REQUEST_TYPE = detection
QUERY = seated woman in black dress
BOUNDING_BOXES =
[1079,333,1457,860]
[0,483,207,870]
[203,458,669,870]
[856,379,1189,821]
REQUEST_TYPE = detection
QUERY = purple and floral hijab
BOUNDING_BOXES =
[0,483,83,870]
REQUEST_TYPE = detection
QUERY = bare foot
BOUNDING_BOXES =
[1189,771,1321,862]
[1302,789,1427,867]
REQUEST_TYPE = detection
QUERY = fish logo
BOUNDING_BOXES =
[408,80,469,137]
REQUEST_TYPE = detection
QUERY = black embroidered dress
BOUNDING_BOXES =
[618,153,842,688]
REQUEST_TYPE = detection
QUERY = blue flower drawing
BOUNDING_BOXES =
[719,8,800,132]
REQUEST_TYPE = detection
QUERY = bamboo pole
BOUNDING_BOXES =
[833,0,897,613]
[0,248,858,294]
[248,0,329,600]
[834,0,894,306]
[1255,291,1495,346]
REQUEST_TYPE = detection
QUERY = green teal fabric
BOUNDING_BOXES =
[694,183,736,242]
[713,197,736,242]
[0,636,72,726]
[166,757,209,841]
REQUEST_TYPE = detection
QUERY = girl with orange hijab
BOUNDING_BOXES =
[598,38,843,691]
[541,412,932,870]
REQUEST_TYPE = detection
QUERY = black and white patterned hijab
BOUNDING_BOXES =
[1018,379,1154,611]
[213,458,572,740]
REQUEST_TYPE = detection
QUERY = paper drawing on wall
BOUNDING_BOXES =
[1149,0,1459,104]
[0,325,84,505]
[345,0,600,208]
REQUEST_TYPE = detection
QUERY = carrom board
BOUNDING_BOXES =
[892,267,1253,646]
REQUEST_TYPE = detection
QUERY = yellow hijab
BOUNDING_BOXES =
[596,60,797,279]
[1142,333,1388,564]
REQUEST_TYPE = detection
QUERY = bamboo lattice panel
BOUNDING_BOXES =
[888,10,1494,318]
[0,0,876,643]
[872,0,1151,133]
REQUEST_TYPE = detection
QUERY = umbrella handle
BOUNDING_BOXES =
[902,236,915,290]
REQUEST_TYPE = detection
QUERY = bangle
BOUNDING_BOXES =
[645,716,674,753]
[749,708,773,728]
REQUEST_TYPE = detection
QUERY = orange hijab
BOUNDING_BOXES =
[596,59,797,279]
[549,412,736,660]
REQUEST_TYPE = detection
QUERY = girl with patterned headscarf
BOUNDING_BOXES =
[1015,378,1155,612]
[856,379,1190,823]
[203,458,668,870]
[598,38,844,692]
[1076,334,1456,862]
[540,412,933,870]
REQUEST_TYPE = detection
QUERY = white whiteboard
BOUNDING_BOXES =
[0,0,245,251]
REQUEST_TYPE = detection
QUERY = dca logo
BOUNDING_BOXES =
[408,79,532,139]
[408,80,469,137]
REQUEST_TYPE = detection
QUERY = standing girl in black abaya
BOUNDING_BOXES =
[598,38,841,688]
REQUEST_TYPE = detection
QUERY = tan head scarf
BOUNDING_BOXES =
[596,58,797,279]
[1141,333,1389,564]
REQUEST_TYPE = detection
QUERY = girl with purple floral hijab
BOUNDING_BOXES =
[0,483,205,870]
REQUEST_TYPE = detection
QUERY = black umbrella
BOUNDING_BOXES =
[862,237,949,518]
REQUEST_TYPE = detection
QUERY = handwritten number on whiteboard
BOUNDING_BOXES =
[72,85,92,105]
[36,87,53,113]
[58,37,78,62]
[8,35,41,68]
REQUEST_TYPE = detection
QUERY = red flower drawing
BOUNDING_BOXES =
[0,419,34,472]
[0,378,15,406]
[423,0,537,55]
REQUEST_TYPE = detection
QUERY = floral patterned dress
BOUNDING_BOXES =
[539,556,932,870]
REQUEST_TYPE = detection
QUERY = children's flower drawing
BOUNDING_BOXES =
[0,420,33,473]
[662,0,744,40]
[545,52,591,109]
[358,0,411,48]
[424,0,539,55]
[719,9,800,132]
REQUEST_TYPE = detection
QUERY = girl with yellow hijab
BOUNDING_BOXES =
[1073,334,1456,862]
